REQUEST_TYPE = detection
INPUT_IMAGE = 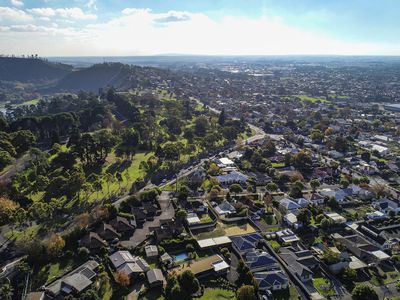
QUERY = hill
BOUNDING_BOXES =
[0,57,72,82]
[44,63,177,93]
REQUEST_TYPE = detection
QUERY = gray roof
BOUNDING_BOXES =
[146,269,166,284]
[63,273,92,292]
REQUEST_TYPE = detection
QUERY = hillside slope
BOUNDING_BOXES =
[45,63,179,92]
[0,57,72,82]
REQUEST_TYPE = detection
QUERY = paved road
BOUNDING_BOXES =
[120,191,174,249]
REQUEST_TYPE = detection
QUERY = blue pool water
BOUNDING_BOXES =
[173,252,189,262]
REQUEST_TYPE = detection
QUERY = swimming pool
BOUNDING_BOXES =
[173,252,189,262]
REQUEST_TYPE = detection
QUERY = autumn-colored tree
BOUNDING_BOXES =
[114,271,130,286]
[76,212,90,229]
[47,233,65,256]
[0,197,19,225]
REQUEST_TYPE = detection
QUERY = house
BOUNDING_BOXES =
[279,198,300,212]
[216,157,235,167]
[109,251,150,277]
[187,167,207,187]
[320,188,351,202]
[146,269,166,287]
[356,224,396,251]
[245,251,280,272]
[150,219,184,242]
[186,212,201,225]
[283,213,302,229]
[79,232,107,252]
[324,212,347,224]
[371,144,388,156]
[160,252,173,265]
[110,216,136,235]
[365,211,386,220]
[247,171,272,185]
[145,245,159,258]
[97,222,121,241]
[305,193,325,205]
[279,250,313,283]
[215,200,236,216]
[45,260,99,298]
[254,270,289,292]
[373,198,400,215]
[276,229,300,244]
[132,207,147,224]
[231,233,264,255]
[280,247,319,271]
[328,150,344,159]
[296,198,309,208]
[333,233,390,263]
[215,171,248,186]
[170,255,229,278]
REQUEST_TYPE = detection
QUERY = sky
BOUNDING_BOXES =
[0,0,400,56]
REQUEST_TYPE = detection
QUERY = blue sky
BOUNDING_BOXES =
[0,0,399,55]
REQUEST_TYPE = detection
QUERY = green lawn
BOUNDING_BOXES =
[5,224,42,240]
[293,95,329,103]
[86,151,154,202]
[272,285,300,300]
[313,277,334,297]
[272,162,285,168]
[199,288,235,300]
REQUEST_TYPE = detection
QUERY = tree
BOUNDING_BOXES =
[218,109,226,126]
[297,208,312,226]
[237,285,256,300]
[266,182,278,192]
[178,270,200,295]
[310,179,320,191]
[361,151,371,163]
[178,185,191,201]
[341,268,357,283]
[0,283,13,300]
[47,233,65,256]
[194,116,208,136]
[289,185,302,198]
[229,183,243,195]
[0,150,13,170]
[0,197,19,225]
[114,271,130,286]
[340,179,350,188]
[322,249,340,265]
[80,289,101,300]
[176,209,187,221]
[11,129,36,155]
[293,151,313,172]
[351,284,378,300]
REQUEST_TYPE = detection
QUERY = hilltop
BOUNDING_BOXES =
[0,57,72,82]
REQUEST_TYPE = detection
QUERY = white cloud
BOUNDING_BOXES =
[87,0,97,11]
[28,7,97,20]
[10,0,24,7]
[1,7,400,56]
[0,6,32,22]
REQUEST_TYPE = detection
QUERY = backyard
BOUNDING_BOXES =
[194,221,257,240]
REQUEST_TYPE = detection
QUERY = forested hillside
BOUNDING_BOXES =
[0,57,72,82]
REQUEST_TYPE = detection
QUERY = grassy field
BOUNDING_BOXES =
[199,288,235,300]
[293,95,329,103]
[86,151,154,202]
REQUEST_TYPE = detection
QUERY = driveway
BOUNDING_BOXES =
[120,191,175,249]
